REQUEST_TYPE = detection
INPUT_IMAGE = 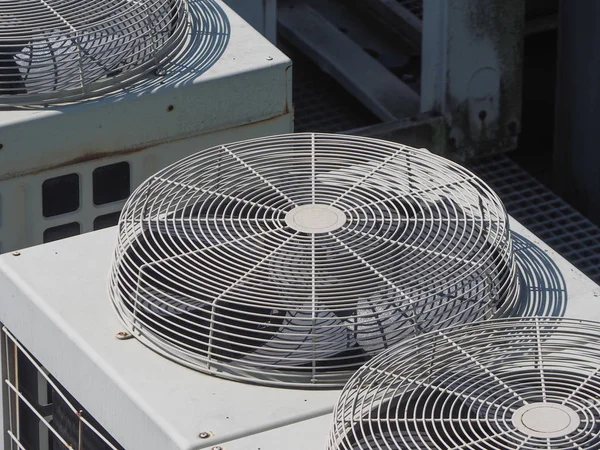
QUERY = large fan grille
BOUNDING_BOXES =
[327,318,600,449]
[0,0,188,105]
[109,133,518,387]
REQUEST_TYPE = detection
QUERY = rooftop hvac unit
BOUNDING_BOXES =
[0,134,597,450]
[327,317,600,450]
[0,0,292,254]
[109,133,518,387]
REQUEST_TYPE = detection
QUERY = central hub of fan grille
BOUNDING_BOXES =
[109,133,519,388]
[512,403,581,438]
[285,204,346,233]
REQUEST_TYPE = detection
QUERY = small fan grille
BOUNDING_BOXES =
[0,0,188,105]
[109,133,518,387]
[327,318,600,449]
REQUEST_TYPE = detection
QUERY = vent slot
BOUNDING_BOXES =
[44,223,80,243]
[93,163,130,206]
[42,174,80,218]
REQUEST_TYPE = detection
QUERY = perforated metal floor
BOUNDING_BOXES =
[469,155,600,284]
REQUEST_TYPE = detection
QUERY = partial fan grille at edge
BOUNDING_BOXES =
[108,133,519,387]
[0,0,188,105]
[327,318,600,450]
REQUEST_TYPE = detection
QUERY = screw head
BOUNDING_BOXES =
[199,432,211,439]
[116,331,132,340]
[154,68,167,77]
[11,251,20,256]
[212,447,223,450]
[266,56,273,61]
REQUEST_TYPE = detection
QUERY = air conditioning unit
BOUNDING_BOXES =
[0,0,292,254]
[0,134,598,450]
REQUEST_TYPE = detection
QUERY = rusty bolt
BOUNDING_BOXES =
[199,432,211,439]
[116,331,132,340]
[12,251,20,256]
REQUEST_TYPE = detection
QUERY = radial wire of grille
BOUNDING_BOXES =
[0,0,188,105]
[327,317,600,450]
[109,133,519,387]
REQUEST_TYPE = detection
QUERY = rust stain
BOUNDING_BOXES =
[0,110,291,182]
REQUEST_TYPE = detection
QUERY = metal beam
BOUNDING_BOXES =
[278,4,420,121]
[349,0,422,51]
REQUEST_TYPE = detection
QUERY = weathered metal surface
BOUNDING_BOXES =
[420,0,524,159]
[554,1,600,225]
[0,112,292,253]
[278,3,420,121]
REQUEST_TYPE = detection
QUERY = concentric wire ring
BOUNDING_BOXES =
[327,317,600,449]
[0,0,188,105]
[109,133,519,387]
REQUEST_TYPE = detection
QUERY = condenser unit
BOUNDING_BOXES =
[0,134,598,450]
[0,0,292,254]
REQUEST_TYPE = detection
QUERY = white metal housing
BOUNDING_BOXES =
[0,0,292,254]
[0,211,597,449]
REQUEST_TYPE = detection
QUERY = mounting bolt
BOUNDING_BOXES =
[199,432,211,439]
[116,331,132,340]
[154,68,167,77]
[212,447,223,450]
[11,251,20,256]
[266,56,273,61]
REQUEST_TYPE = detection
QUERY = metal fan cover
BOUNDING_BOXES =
[327,317,600,449]
[0,0,188,105]
[109,133,519,387]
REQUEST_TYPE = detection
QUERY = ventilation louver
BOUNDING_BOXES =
[0,0,188,105]
[327,317,600,449]
[109,133,519,387]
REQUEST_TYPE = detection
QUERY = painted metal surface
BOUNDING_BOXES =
[420,0,524,158]
[223,0,278,43]
[0,214,598,449]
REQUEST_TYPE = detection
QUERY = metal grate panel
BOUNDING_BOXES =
[469,155,600,284]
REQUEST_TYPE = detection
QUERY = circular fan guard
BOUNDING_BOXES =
[109,133,519,387]
[327,317,600,449]
[0,0,188,105]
